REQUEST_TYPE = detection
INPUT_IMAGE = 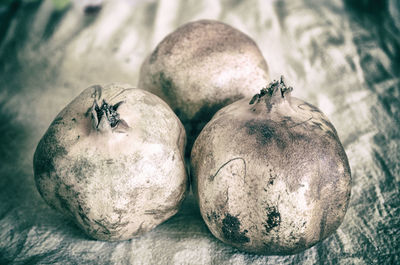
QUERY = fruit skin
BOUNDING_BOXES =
[191,78,351,255]
[138,19,270,152]
[33,83,187,241]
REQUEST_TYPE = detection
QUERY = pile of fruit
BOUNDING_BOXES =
[33,20,351,255]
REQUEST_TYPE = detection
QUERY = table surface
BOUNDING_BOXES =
[0,0,399,264]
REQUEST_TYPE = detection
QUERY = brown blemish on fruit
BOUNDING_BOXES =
[71,157,95,183]
[268,171,277,185]
[245,119,276,145]
[221,213,249,243]
[52,116,64,125]
[245,119,290,150]
[263,206,281,233]
[206,211,220,223]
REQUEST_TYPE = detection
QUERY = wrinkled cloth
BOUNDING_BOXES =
[0,0,399,264]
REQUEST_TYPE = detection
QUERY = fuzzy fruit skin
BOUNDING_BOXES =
[33,84,187,241]
[138,19,270,152]
[191,85,351,255]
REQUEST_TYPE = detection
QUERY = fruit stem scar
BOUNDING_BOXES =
[91,99,128,132]
[249,75,293,105]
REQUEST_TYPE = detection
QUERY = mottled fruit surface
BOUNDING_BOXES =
[191,78,351,255]
[138,19,270,152]
[34,84,187,241]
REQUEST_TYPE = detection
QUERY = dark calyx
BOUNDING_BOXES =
[249,76,293,105]
[93,100,123,128]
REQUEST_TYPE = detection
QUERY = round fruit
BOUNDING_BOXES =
[33,83,187,241]
[138,19,270,152]
[191,77,351,255]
